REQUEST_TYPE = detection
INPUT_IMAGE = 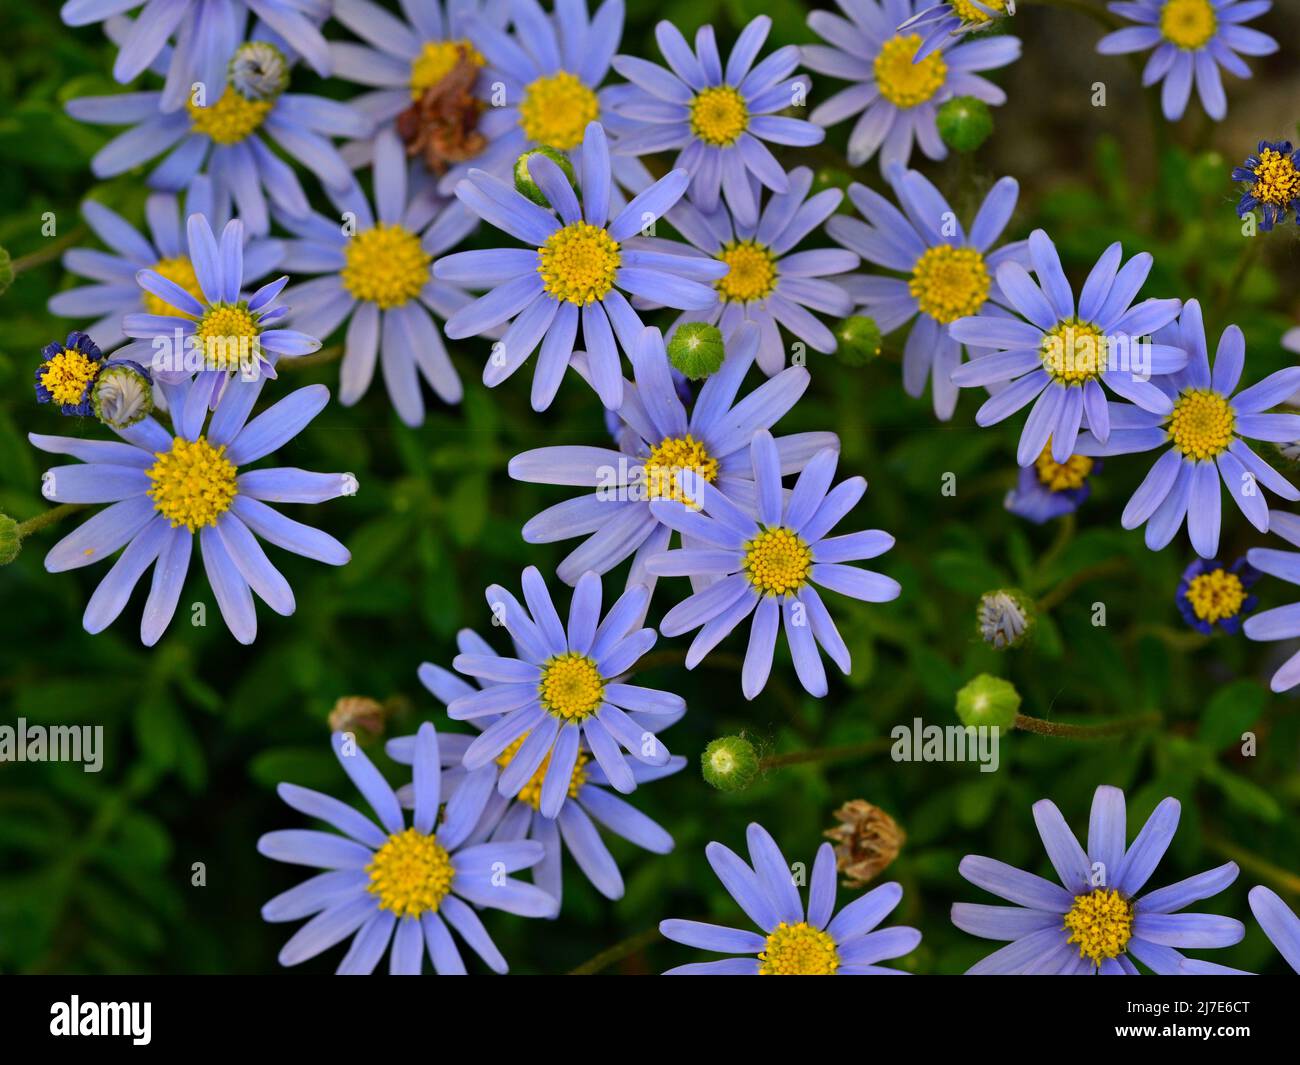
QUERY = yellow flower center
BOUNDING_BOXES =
[1185,568,1247,623]
[342,224,432,308]
[689,85,749,146]
[716,240,777,303]
[1168,388,1235,459]
[410,38,484,98]
[538,652,605,721]
[495,734,590,809]
[1035,444,1094,491]
[518,71,599,150]
[743,526,813,597]
[144,256,203,318]
[39,349,99,407]
[1063,888,1134,967]
[186,87,274,144]
[1160,0,1217,50]
[1250,148,1300,208]
[147,436,238,532]
[366,827,454,918]
[874,34,947,110]
[952,0,1006,21]
[1040,318,1106,385]
[909,245,990,324]
[194,303,262,370]
[644,434,719,502]
[759,922,840,975]
[537,222,621,305]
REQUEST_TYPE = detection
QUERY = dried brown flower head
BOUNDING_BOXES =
[396,51,486,175]
[824,800,905,888]
[328,696,387,742]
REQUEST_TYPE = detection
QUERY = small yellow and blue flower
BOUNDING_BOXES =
[1005,443,1100,524]
[34,331,106,417]
[1233,140,1300,230]
[1176,557,1258,635]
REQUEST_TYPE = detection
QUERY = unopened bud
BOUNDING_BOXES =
[667,322,726,380]
[936,96,993,153]
[514,146,577,208]
[834,316,882,367]
[955,673,1020,730]
[701,735,759,792]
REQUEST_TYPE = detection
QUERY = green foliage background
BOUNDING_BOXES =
[2,0,1299,975]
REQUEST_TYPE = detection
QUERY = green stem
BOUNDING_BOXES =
[16,503,87,539]
[568,925,664,975]
[9,226,88,276]
[760,738,892,770]
[1033,512,1076,587]
[1206,835,1300,896]
[1014,711,1160,739]
[1216,235,1261,317]
[280,344,342,370]
[1037,557,1129,611]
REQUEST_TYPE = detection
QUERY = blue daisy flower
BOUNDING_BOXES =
[660,822,921,975]
[1074,300,1300,557]
[48,177,283,352]
[650,167,857,376]
[803,0,1021,170]
[67,40,373,236]
[259,725,557,974]
[647,429,900,699]
[445,567,681,814]
[1233,139,1300,230]
[329,0,511,179]
[34,332,108,417]
[279,129,483,426]
[391,629,685,904]
[508,322,837,589]
[609,17,823,229]
[1248,886,1300,973]
[1243,510,1300,691]
[829,164,1027,419]
[1004,445,1099,524]
[62,0,332,109]
[900,1,1015,61]
[954,785,1244,974]
[29,375,354,645]
[434,120,724,410]
[949,229,1185,467]
[123,214,320,408]
[1175,557,1258,635]
[1097,0,1278,121]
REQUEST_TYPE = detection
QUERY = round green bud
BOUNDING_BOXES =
[0,513,20,566]
[812,167,852,199]
[514,146,577,208]
[976,588,1034,650]
[0,246,13,296]
[93,362,154,430]
[955,674,1020,730]
[936,96,994,153]
[834,316,882,367]
[667,322,727,380]
[701,735,759,792]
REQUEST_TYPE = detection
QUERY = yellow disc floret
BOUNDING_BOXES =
[690,85,749,146]
[1063,888,1134,967]
[909,245,990,324]
[874,34,947,109]
[496,734,590,809]
[538,651,605,721]
[1035,444,1094,492]
[147,436,238,532]
[518,71,599,150]
[195,303,262,370]
[342,224,432,308]
[145,256,203,317]
[537,222,621,305]
[39,348,99,407]
[1160,0,1217,50]
[1041,318,1106,385]
[716,240,777,303]
[1250,147,1300,208]
[759,922,840,975]
[1185,568,1247,624]
[743,526,813,596]
[366,827,454,918]
[1168,388,1235,460]
[952,0,1006,22]
[410,39,484,98]
[644,434,719,502]
[187,87,274,144]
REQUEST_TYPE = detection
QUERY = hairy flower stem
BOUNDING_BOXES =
[16,503,86,539]
[9,226,89,277]
[1037,557,1129,611]
[568,925,667,975]
[760,739,892,770]
[1013,711,1161,738]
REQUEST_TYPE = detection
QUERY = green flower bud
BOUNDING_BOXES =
[667,322,726,380]
[812,167,852,200]
[833,316,882,367]
[701,735,759,792]
[93,361,153,430]
[0,245,12,296]
[936,96,994,153]
[0,513,20,565]
[955,674,1020,730]
[976,588,1034,650]
[514,146,577,208]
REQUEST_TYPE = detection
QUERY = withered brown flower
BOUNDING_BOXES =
[824,799,906,888]
[396,51,487,175]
